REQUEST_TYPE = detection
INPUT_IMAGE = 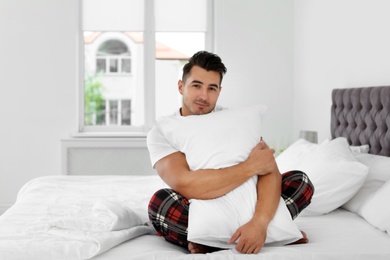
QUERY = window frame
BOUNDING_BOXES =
[76,0,214,137]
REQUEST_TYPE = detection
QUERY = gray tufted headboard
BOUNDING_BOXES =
[331,86,390,156]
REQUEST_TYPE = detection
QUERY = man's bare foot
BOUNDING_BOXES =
[188,242,221,254]
[288,231,309,245]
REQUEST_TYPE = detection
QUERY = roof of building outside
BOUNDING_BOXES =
[84,32,189,60]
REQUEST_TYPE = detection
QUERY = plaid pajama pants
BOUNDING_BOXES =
[148,170,314,247]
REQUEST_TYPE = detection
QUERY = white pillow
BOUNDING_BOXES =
[343,153,390,214]
[350,144,370,154]
[360,179,390,236]
[160,105,265,171]
[296,137,368,216]
[276,138,320,173]
[158,105,302,248]
[276,139,369,174]
[188,177,301,248]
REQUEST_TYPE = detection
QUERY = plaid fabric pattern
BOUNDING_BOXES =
[148,188,190,246]
[281,170,314,219]
[148,170,314,246]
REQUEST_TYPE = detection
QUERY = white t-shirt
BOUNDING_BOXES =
[173,105,224,116]
[147,105,225,167]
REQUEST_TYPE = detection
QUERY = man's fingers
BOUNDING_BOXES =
[253,246,262,254]
[258,137,269,149]
[263,142,270,149]
[228,230,240,244]
[245,245,257,254]
[237,242,260,254]
[235,241,244,253]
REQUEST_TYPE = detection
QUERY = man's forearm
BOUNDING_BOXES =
[252,170,282,226]
[168,162,255,200]
[155,142,277,200]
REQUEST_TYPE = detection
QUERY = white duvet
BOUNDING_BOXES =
[0,175,168,260]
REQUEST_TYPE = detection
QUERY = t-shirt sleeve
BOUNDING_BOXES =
[146,122,179,167]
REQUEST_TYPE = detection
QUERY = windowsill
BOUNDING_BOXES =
[70,132,148,138]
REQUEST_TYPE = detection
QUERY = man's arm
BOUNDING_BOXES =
[253,169,282,233]
[228,140,281,254]
[154,141,276,200]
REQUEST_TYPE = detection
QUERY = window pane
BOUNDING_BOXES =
[84,31,144,127]
[96,102,106,125]
[155,32,205,120]
[109,100,118,125]
[122,58,131,73]
[96,58,106,73]
[121,100,131,125]
[109,58,118,73]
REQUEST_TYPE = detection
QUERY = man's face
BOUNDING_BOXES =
[178,65,222,116]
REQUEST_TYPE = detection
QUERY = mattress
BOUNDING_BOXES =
[1,175,389,260]
[93,208,390,260]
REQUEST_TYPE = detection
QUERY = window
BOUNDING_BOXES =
[80,0,212,135]
[96,40,131,74]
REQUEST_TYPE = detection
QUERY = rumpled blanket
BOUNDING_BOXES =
[0,175,167,260]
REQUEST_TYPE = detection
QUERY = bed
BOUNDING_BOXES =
[1,86,390,260]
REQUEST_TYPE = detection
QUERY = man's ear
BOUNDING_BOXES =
[178,80,184,95]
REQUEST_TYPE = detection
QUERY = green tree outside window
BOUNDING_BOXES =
[84,73,105,125]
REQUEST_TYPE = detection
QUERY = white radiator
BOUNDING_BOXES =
[61,138,156,176]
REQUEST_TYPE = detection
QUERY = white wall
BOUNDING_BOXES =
[294,0,390,142]
[214,0,295,152]
[0,0,78,211]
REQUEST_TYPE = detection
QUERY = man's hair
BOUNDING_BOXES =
[182,51,227,84]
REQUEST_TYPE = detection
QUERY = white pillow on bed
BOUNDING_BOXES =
[276,139,368,174]
[343,153,390,214]
[275,138,320,173]
[158,105,302,248]
[350,144,370,154]
[360,179,390,236]
[276,137,369,216]
[296,137,369,216]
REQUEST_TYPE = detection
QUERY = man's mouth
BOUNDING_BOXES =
[195,101,209,108]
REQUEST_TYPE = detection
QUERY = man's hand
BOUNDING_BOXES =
[242,139,278,177]
[227,138,281,254]
[227,218,268,254]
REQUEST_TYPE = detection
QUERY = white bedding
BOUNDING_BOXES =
[0,175,167,260]
[94,209,390,260]
[1,175,390,260]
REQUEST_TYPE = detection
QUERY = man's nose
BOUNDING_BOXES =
[199,87,208,100]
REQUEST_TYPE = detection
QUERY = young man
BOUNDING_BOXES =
[147,51,314,254]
